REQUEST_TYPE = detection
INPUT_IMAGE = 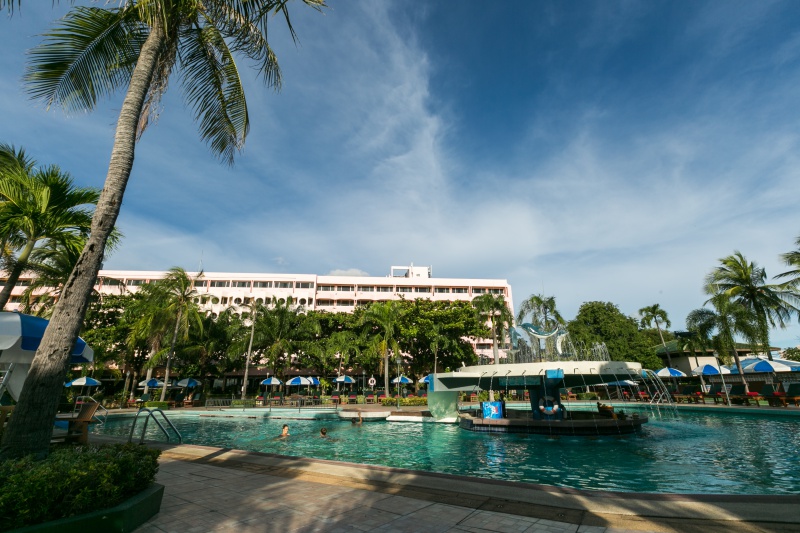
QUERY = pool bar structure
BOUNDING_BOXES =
[426,360,670,435]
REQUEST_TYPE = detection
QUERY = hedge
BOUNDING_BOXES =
[380,396,428,406]
[0,444,160,532]
[142,401,170,410]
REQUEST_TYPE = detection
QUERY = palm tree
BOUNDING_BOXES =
[0,144,99,309]
[473,293,514,366]
[638,304,674,369]
[327,330,361,387]
[154,268,204,401]
[2,1,324,460]
[361,301,404,394]
[686,292,758,391]
[705,251,792,361]
[517,293,564,359]
[776,235,800,309]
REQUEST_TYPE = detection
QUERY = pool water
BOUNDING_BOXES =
[92,410,800,495]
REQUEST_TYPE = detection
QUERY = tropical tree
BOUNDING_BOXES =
[151,268,204,401]
[776,235,800,312]
[517,293,564,359]
[1,0,324,460]
[705,251,793,361]
[0,144,99,309]
[361,301,404,393]
[472,293,514,366]
[638,304,674,369]
[686,292,758,390]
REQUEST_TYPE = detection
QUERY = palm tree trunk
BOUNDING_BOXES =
[384,351,389,394]
[655,321,674,368]
[161,307,182,401]
[0,21,166,460]
[0,239,35,309]
[731,347,748,392]
[241,316,255,400]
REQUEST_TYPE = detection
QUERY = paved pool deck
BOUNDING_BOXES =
[86,402,800,533]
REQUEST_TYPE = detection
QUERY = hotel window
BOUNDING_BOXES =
[397,287,412,293]
[307,298,314,305]
[472,288,486,294]
[452,287,468,294]
[358,285,374,292]
[319,285,335,291]
[318,299,334,306]
[435,287,451,293]
[201,296,210,304]
[16,280,31,286]
[414,287,431,293]
[233,281,250,288]
[103,278,122,286]
[489,288,504,295]
[254,281,272,288]
[337,300,354,306]
[296,282,314,289]
[256,297,264,304]
[275,281,293,289]
[244,297,252,304]
[376,286,393,292]
[194,280,207,288]
[210,280,230,288]
[233,297,242,304]
[337,285,354,292]
[221,297,229,305]
[126,279,145,286]
[357,300,372,306]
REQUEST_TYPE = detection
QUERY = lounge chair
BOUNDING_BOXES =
[700,384,724,404]
[758,384,784,407]
[468,392,478,402]
[330,393,341,405]
[269,393,283,406]
[53,401,100,445]
[128,392,150,408]
[184,391,202,407]
[347,393,358,404]
[673,386,700,403]
[365,392,375,404]
[780,383,800,407]
[377,391,387,401]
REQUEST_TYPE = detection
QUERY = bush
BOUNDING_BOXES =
[380,396,428,407]
[143,401,170,410]
[576,392,598,400]
[0,443,160,531]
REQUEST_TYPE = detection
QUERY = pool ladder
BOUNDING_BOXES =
[128,407,182,444]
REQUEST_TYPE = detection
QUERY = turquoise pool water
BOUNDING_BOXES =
[92,410,800,495]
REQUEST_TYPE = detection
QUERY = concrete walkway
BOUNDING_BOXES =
[130,442,800,533]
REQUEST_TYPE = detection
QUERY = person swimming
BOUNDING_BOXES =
[320,427,328,437]
[280,424,289,437]
[351,412,363,425]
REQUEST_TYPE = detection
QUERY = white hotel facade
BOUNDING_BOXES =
[5,264,513,320]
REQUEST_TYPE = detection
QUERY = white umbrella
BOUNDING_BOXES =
[691,364,730,376]
[285,376,311,386]
[176,378,201,388]
[334,375,355,383]
[391,375,412,384]
[65,376,101,387]
[138,378,165,388]
[655,367,686,378]
[261,377,283,385]
[743,360,794,373]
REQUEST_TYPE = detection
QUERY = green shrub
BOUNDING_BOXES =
[576,392,598,400]
[0,443,160,531]
[143,401,170,410]
[380,396,428,407]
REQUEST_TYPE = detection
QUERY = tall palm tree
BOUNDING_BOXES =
[686,292,758,391]
[776,235,800,310]
[517,293,564,359]
[473,293,514,366]
[638,304,674,369]
[0,144,99,309]
[154,268,204,401]
[361,301,404,393]
[2,0,324,460]
[705,251,792,361]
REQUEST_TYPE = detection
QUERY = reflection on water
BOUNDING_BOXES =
[93,410,800,495]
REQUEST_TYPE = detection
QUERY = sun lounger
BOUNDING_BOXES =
[726,384,761,406]
[347,393,358,404]
[673,386,700,403]
[365,393,375,404]
[330,393,341,405]
[52,401,100,445]
[758,384,784,407]
[780,383,800,407]
[700,384,724,404]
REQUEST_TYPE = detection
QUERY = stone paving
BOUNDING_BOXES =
[135,455,652,533]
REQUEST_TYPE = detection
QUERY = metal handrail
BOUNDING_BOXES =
[128,407,182,444]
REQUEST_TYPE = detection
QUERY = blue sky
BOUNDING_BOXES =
[1,1,799,347]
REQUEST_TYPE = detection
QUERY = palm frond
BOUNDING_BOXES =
[25,6,146,113]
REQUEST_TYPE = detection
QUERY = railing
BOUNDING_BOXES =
[204,398,257,409]
[0,363,15,400]
[128,407,182,444]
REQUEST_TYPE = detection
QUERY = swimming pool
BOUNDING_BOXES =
[92,409,800,495]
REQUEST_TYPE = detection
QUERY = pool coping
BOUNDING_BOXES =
[114,437,800,532]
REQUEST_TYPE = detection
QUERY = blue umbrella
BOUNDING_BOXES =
[65,376,101,387]
[692,364,730,376]
[139,378,164,388]
[177,378,201,388]
[743,360,794,374]
[286,376,311,386]
[334,375,355,383]
[655,367,686,378]
[307,377,320,386]
[391,375,412,384]
[261,377,283,385]
[419,375,431,384]
[0,311,93,364]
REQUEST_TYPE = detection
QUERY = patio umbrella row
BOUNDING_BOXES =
[655,358,800,379]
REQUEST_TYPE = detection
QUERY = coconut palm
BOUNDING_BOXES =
[2,0,324,460]
[473,293,514,366]
[776,235,800,302]
[517,293,564,359]
[705,251,792,361]
[638,304,674,369]
[686,292,758,391]
[0,144,99,310]
[361,301,404,394]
